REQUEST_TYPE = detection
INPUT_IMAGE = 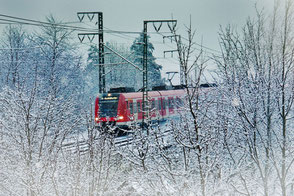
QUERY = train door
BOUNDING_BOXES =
[162,97,167,117]
[175,96,184,111]
[136,100,143,120]
[128,100,134,121]
[158,97,162,117]
[168,97,175,116]
[150,98,156,119]
[158,97,167,117]
[133,99,138,121]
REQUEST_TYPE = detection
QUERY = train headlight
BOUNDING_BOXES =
[95,117,99,122]
[118,116,124,120]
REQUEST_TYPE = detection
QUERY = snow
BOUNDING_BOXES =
[2,4,294,195]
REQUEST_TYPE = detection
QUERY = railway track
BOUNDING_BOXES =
[62,128,172,154]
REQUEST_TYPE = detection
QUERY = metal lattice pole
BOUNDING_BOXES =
[142,22,148,128]
[77,12,105,93]
[98,12,105,93]
[141,20,177,129]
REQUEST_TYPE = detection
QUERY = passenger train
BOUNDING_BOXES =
[94,87,186,129]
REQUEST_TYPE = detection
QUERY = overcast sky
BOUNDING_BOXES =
[1,0,275,83]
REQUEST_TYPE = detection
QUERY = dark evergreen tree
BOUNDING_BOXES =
[130,33,163,89]
[85,35,163,94]
[85,42,142,92]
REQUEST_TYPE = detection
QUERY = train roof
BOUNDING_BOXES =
[121,89,186,99]
[97,85,216,100]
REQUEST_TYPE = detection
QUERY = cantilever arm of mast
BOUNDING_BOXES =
[103,43,142,71]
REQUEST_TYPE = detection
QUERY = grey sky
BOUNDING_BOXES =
[1,0,275,83]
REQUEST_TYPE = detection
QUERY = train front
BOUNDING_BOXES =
[94,93,127,130]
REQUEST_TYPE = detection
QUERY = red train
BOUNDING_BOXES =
[94,87,186,129]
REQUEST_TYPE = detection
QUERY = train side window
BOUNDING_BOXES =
[162,99,166,110]
[151,100,155,110]
[158,99,162,110]
[137,101,141,113]
[176,97,180,108]
[178,97,184,107]
[129,102,133,114]
[169,98,174,109]
[133,101,137,113]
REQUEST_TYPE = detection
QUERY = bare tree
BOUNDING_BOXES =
[216,1,294,195]
[167,22,224,196]
[0,16,84,196]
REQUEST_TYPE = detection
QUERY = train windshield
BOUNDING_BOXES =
[99,95,119,117]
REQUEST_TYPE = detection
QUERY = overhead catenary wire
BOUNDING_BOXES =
[104,26,221,55]
[102,28,179,61]
[0,13,223,70]
[0,14,174,71]
[156,31,221,55]
[0,13,222,55]
[0,46,42,50]
[104,27,221,58]
[0,13,98,32]
[103,43,142,71]
[0,13,170,35]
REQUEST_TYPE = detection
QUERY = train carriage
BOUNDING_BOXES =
[94,87,186,129]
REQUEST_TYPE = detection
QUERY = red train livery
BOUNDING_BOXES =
[94,88,185,129]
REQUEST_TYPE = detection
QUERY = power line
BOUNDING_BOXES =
[0,13,164,35]
[104,31,136,41]
[156,31,221,55]
[0,46,42,50]
[0,13,175,39]
[180,36,221,54]
[0,13,222,55]
[0,18,97,33]
[0,13,97,32]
